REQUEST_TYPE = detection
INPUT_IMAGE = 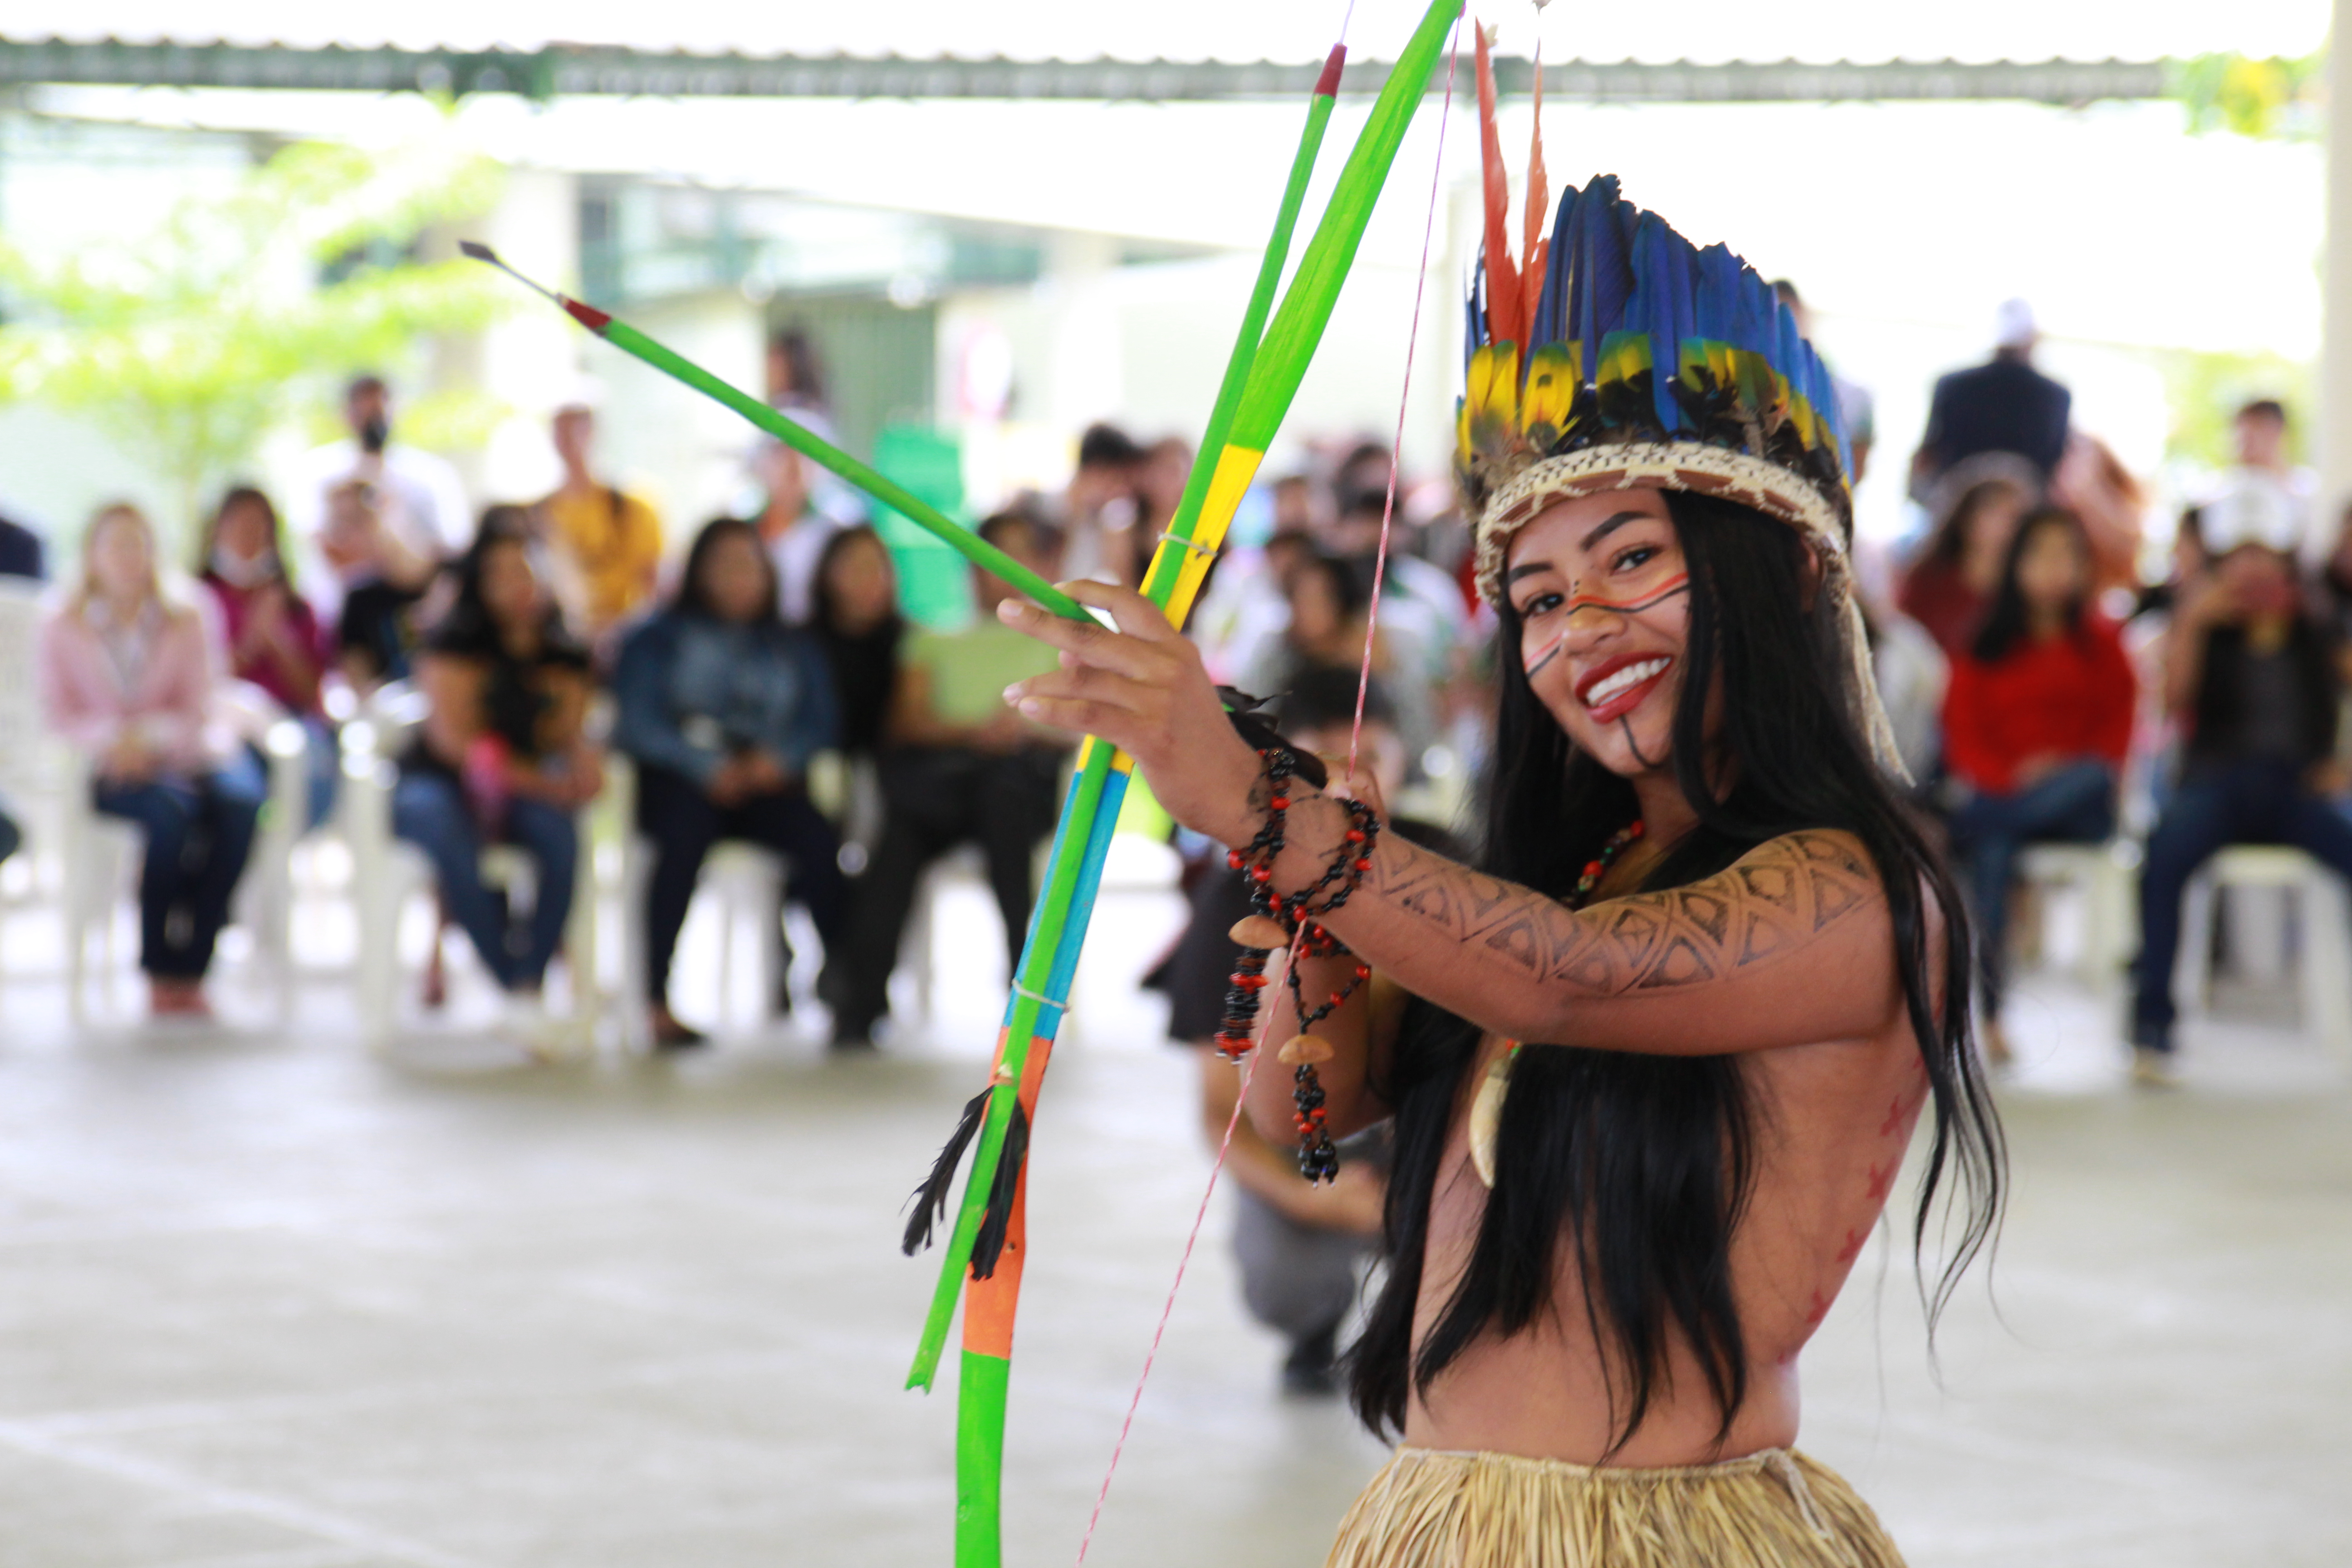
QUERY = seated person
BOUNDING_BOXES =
[829,511,1071,1047]
[1148,669,1460,1394]
[395,509,601,1032]
[1897,469,2034,657]
[2132,484,2352,1083]
[1237,547,1436,765]
[1942,507,2134,1063]
[197,485,338,827]
[535,396,664,645]
[612,517,848,1049]
[811,526,903,769]
[328,480,435,695]
[39,503,263,1018]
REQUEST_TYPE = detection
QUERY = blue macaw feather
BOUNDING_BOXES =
[1633,212,1694,436]
[1576,176,1630,373]
[1459,170,1852,504]
[1529,184,1577,355]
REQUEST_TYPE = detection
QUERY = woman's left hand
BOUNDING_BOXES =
[997,582,1262,845]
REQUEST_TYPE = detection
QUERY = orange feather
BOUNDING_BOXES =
[1475,23,1524,351]
[1519,35,1549,338]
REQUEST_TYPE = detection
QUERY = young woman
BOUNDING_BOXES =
[809,525,902,767]
[612,516,847,1047]
[1897,469,2034,657]
[40,503,263,1016]
[1942,507,2135,1060]
[395,509,601,1018]
[998,174,2002,1565]
[197,485,338,826]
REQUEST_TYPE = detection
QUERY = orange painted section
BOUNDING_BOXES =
[960,1033,1057,1360]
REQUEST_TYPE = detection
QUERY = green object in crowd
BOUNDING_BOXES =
[872,424,977,631]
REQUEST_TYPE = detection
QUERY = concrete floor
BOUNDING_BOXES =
[0,870,2345,1567]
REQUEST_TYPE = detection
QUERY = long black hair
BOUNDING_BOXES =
[1349,489,2003,1452]
[675,515,782,626]
[1970,505,2092,664]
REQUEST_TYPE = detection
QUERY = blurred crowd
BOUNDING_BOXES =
[3,305,2351,1387]
[0,332,1494,1063]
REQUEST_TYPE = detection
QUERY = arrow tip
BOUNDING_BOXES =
[457,239,498,264]
[1316,44,1347,97]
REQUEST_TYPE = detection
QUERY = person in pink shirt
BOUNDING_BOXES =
[40,503,262,1017]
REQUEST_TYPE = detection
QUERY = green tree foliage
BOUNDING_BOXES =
[0,138,509,542]
[2157,348,2314,468]
[2168,52,2323,142]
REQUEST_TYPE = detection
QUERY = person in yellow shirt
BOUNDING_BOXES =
[537,396,664,641]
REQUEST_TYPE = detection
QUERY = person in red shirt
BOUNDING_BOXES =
[1943,506,2136,1058]
[1897,469,2033,656]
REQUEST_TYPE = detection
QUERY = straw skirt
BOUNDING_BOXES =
[1326,1445,1906,1568]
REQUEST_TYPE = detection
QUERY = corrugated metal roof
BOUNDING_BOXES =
[7,0,2327,67]
[0,39,2175,103]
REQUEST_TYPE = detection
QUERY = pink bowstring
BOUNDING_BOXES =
[1071,931,1293,1564]
[1074,24,1464,1564]
[1348,24,1460,791]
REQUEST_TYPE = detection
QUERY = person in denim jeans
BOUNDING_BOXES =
[395,510,600,1028]
[612,516,846,1049]
[1940,508,2135,1063]
[39,503,262,1017]
[2131,488,2352,1084]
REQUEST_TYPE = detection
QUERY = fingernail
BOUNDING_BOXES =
[1001,684,1023,704]
[996,600,1024,620]
[1019,698,1044,717]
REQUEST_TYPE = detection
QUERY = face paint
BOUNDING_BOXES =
[1619,715,1664,769]
[1519,573,1691,679]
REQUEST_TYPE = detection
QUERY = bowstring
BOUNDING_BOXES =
[1346,18,1461,789]
[1071,20,1464,1564]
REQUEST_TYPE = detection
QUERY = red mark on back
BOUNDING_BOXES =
[1864,1160,1896,1204]
[563,297,612,332]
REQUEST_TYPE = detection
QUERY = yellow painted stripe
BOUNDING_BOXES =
[1164,444,1266,627]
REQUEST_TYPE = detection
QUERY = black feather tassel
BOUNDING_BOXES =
[901,1088,989,1256]
[969,1101,1032,1279]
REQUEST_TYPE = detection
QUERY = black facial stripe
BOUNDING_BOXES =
[1618,714,1664,769]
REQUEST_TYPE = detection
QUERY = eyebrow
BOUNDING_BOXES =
[1578,510,1652,552]
[1505,509,1659,587]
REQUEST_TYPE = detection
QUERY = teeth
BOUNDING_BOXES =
[1585,657,1670,707]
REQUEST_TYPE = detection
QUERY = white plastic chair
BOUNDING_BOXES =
[0,583,60,980]
[59,768,141,1022]
[2015,839,2139,993]
[229,716,322,1016]
[344,693,601,1053]
[611,753,801,1051]
[2176,845,2352,1067]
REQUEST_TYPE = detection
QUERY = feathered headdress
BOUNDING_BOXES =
[1458,28,1900,770]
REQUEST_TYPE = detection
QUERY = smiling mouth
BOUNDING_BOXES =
[1578,656,1673,720]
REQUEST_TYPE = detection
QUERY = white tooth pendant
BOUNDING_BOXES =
[1467,1043,1519,1189]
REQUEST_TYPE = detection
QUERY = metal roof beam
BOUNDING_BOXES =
[0,39,2171,105]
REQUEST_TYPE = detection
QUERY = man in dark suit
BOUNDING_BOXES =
[1911,298,2072,494]
[0,510,43,581]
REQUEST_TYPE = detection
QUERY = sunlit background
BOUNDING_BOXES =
[0,0,2334,557]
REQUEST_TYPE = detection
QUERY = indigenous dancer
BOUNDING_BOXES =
[996,172,2003,1566]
